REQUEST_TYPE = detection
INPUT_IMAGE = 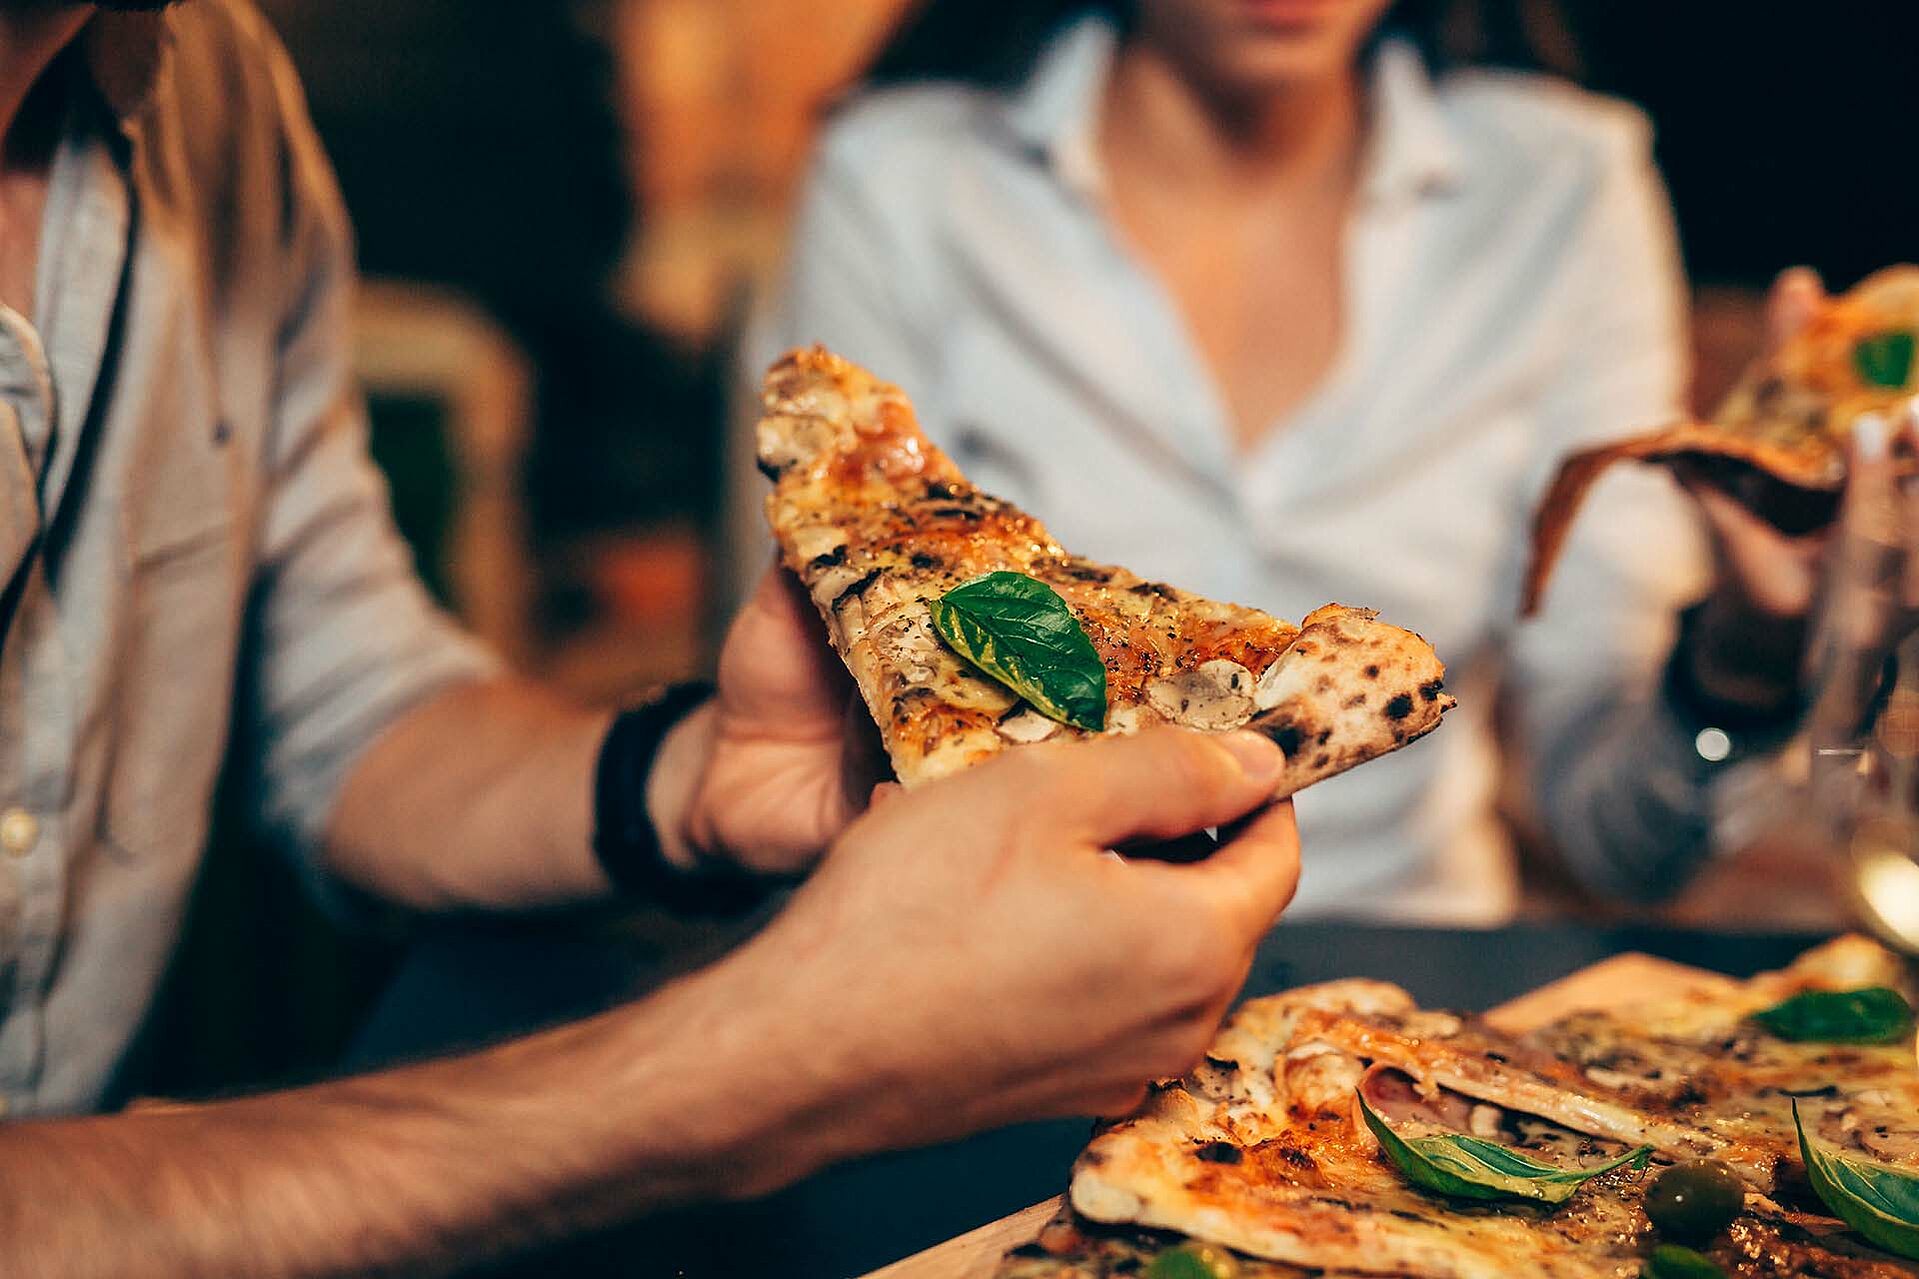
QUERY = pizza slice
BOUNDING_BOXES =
[756,347,1453,795]
[1066,982,1658,1279]
[1522,265,1919,615]
[1525,936,1919,1176]
[1049,938,1919,1279]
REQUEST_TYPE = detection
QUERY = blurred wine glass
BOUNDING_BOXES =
[1802,409,1919,953]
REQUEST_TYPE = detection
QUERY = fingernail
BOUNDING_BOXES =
[1856,412,1888,460]
[1217,730,1285,784]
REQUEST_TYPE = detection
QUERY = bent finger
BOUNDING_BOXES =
[1140,800,1302,936]
[1017,728,1286,851]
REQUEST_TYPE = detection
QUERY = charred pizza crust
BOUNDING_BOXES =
[1045,938,1919,1279]
[1523,266,1919,615]
[757,347,1454,795]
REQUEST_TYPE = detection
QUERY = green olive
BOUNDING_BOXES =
[1644,1159,1745,1242]
[1144,1242,1242,1279]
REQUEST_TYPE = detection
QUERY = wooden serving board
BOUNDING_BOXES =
[861,952,1738,1279]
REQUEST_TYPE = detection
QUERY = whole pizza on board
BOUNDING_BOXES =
[1001,935,1919,1279]
[755,346,1453,797]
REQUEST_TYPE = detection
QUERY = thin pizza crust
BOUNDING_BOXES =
[756,347,1454,795]
[1523,265,1919,616]
[1057,936,1919,1279]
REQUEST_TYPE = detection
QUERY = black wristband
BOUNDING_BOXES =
[592,680,770,916]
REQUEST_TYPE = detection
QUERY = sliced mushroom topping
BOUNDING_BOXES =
[1254,649,1299,711]
[1105,703,1160,736]
[755,411,839,474]
[810,563,868,605]
[1146,659,1257,731]
[996,709,1061,744]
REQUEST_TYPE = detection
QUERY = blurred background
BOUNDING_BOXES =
[142,0,1919,1099]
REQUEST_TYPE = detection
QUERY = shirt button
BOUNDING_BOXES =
[0,808,38,856]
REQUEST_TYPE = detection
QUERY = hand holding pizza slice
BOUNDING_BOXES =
[754,346,1454,798]
[1523,265,1919,616]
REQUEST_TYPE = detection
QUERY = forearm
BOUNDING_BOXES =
[0,958,861,1279]
[325,678,614,910]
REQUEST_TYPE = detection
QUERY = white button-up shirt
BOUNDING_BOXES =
[743,20,1721,922]
[0,4,491,1115]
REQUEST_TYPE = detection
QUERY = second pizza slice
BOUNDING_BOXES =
[755,346,1453,796]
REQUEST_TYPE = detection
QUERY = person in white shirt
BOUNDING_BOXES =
[740,0,1822,923]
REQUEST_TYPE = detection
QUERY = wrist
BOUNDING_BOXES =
[593,683,773,914]
[641,930,892,1198]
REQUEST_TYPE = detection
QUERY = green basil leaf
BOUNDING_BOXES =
[1854,331,1916,390]
[1645,1244,1725,1279]
[1751,987,1914,1044]
[933,571,1106,731]
[1794,1099,1919,1260]
[1358,1089,1652,1205]
[1144,1242,1241,1279]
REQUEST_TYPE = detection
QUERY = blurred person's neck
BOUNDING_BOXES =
[1100,42,1363,197]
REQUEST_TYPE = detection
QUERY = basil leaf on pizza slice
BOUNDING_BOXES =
[1854,331,1916,390]
[934,571,1107,731]
[1752,986,1914,1044]
[1794,1099,1919,1260]
[1359,1089,1651,1206]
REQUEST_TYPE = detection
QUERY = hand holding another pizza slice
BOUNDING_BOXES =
[754,346,1454,799]
[1524,265,1919,617]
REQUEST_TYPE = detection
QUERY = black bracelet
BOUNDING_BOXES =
[592,680,771,916]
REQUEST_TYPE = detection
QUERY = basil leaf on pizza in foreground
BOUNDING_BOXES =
[1794,1099,1919,1260]
[1751,986,1913,1044]
[1358,1089,1652,1205]
[933,572,1108,731]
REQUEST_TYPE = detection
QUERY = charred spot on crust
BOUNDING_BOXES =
[928,505,983,521]
[1271,1145,1319,1174]
[754,457,784,481]
[1266,723,1302,755]
[1312,753,1330,767]
[1062,561,1114,583]
[1345,694,1367,709]
[832,569,881,610]
[1194,1141,1244,1164]
[1316,729,1331,744]
[924,479,958,500]
[910,551,941,570]
[1384,692,1415,720]
[1420,679,1445,702]
[1129,580,1177,599]
[1364,664,1380,679]
[807,546,848,571]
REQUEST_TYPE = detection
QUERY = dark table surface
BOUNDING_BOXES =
[351,920,1825,1279]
